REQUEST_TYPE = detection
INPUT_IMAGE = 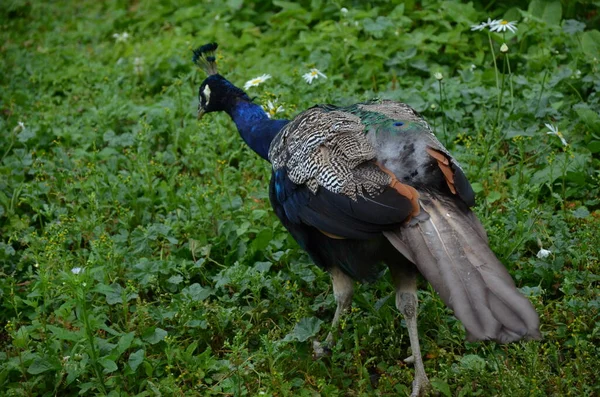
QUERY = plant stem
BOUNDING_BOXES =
[80,293,108,394]
[493,56,507,135]
[535,69,549,115]
[506,54,514,111]
[438,79,448,146]
[488,32,500,96]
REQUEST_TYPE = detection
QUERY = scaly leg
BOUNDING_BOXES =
[313,266,354,357]
[390,266,430,397]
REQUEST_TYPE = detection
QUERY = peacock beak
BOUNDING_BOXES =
[197,105,205,120]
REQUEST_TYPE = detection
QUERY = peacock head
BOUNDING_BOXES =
[193,43,249,119]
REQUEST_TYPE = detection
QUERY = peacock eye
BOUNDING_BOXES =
[394,122,404,127]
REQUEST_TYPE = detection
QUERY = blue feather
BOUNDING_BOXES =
[230,102,288,160]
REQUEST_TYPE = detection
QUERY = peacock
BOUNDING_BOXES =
[192,43,540,397]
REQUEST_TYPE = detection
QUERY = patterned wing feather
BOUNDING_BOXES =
[269,106,391,200]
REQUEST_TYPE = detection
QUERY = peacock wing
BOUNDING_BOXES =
[268,106,418,239]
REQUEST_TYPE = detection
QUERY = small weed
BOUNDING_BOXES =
[1,0,599,395]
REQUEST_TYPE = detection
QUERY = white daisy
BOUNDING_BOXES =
[536,248,552,259]
[243,74,271,90]
[261,100,284,118]
[545,123,567,146]
[112,32,130,42]
[470,22,487,31]
[71,267,83,275]
[500,43,509,53]
[490,20,518,33]
[341,7,348,14]
[434,72,443,80]
[13,121,25,133]
[302,68,327,84]
[470,18,497,31]
[133,57,144,75]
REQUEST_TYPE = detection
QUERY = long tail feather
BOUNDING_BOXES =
[384,194,540,343]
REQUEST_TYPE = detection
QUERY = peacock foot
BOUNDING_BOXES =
[403,350,431,396]
[409,372,431,397]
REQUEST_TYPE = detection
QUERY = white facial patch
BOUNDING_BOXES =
[203,84,211,106]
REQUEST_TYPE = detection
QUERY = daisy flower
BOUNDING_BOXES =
[112,32,130,42]
[470,18,497,31]
[13,121,25,133]
[490,20,518,33]
[545,123,567,146]
[133,57,144,75]
[500,43,509,53]
[244,74,271,90]
[302,68,327,84]
[536,248,552,259]
[434,72,443,80]
[261,100,284,119]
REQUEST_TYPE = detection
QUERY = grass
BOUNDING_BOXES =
[1,0,600,395]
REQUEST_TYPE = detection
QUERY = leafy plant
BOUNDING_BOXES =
[1,0,599,395]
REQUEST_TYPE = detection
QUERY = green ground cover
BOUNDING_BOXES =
[1,0,599,395]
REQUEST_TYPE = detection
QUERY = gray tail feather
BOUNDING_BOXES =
[384,194,541,343]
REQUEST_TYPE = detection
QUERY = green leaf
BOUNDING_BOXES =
[116,332,135,355]
[142,327,168,344]
[528,0,562,25]
[574,104,600,133]
[227,0,243,10]
[128,349,145,371]
[588,141,600,153]
[562,19,586,34]
[460,354,486,371]
[470,182,483,194]
[96,282,138,305]
[572,206,590,219]
[283,317,323,342]
[17,127,36,143]
[12,327,29,349]
[250,229,273,252]
[167,275,184,285]
[431,378,452,397]
[28,357,60,374]
[47,325,83,342]
[273,0,303,11]
[254,261,272,273]
[96,283,122,305]
[486,191,502,204]
[182,283,214,301]
[581,30,600,59]
[98,357,118,373]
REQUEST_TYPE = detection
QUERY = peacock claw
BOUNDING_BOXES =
[410,376,431,397]
[312,340,332,359]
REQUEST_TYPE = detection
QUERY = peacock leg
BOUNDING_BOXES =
[313,266,354,358]
[390,266,431,397]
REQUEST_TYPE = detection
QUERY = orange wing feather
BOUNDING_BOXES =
[426,147,457,194]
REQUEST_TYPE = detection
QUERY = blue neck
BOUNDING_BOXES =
[228,100,289,161]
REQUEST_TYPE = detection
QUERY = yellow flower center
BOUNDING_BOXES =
[310,70,318,76]
[500,20,508,25]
